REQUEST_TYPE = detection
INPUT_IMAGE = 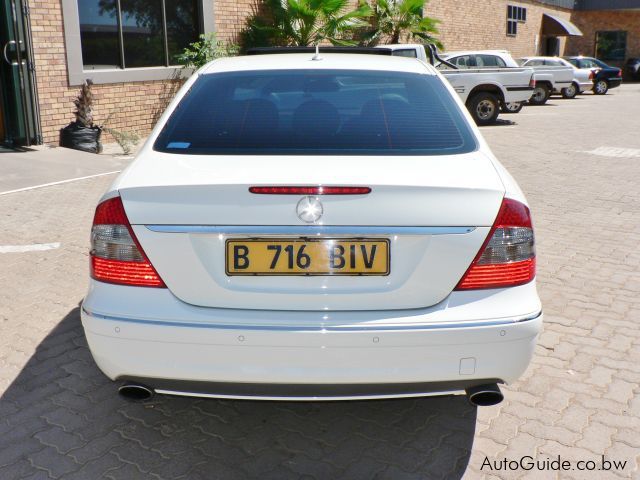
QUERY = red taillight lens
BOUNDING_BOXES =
[249,186,371,195]
[529,76,536,88]
[617,69,622,77]
[90,196,165,287]
[455,197,535,290]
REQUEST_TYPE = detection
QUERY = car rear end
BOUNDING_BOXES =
[573,67,596,93]
[605,67,623,89]
[592,59,623,92]
[81,53,542,402]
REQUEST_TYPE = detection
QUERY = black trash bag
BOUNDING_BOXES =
[60,122,103,154]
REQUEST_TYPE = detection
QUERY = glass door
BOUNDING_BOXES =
[0,0,41,146]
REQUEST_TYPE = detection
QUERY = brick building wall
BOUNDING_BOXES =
[30,0,199,146]
[426,0,572,57]
[214,0,256,43]
[565,9,640,65]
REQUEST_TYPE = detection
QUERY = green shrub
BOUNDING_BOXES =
[176,33,239,69]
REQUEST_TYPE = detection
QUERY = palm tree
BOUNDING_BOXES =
[357,0,441,48]
[241,0,372,49]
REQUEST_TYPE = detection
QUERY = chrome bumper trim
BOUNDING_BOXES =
[82,306,542,332]
[119,376,503,401]
[144,225,476,235]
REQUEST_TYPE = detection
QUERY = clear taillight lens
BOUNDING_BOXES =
[456,198,535,290]
[90,196,165,288]
[477,227,534,263]
[91,225,145,262]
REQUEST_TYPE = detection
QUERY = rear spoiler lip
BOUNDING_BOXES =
[246,46,393,56]
[246,45,460,69]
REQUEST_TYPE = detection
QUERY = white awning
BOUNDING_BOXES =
[542,13,583,36]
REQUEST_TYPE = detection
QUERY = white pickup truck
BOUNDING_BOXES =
[378,44,535,125]
[440,50,574,106]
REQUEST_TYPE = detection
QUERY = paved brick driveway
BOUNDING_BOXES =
[1,85,639,479]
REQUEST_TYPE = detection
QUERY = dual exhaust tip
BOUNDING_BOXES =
[118,382,504,406]
[465,383,504,407]
[118,382,154,402]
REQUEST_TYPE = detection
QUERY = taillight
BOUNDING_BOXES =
[90,196,165,287]
[528,76,536,88]
[249,186,371,195]
[617,69,622,77]
[456,197,535,290]
[589,70,595,80]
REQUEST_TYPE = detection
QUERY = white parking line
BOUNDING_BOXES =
[585,147,640,158]
[0,242,61,253]
[0,171,121,196]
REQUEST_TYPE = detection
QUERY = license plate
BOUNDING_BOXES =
[225,238,390,276]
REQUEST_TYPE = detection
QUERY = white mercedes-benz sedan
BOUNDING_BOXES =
[81,49,542,405]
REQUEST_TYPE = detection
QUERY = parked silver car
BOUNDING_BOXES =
[519,57,594,99]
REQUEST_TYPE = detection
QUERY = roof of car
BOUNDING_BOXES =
[520,56,568,62]
[442,50,511,57]
[199,53,436,75]
[375,43,424,50]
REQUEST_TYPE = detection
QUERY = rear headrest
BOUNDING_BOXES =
[214,99,279,132]
[292,100,340,138]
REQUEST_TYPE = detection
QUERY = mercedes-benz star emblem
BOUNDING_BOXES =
[296,196,323,223]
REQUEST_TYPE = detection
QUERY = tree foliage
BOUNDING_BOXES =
[357,0,441,47]
[241,0,372,49]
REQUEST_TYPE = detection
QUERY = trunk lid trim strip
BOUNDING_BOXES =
[144,225,476,235]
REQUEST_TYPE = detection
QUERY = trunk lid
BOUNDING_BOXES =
[120,152,504,310]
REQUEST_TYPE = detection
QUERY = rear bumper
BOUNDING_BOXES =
[504,87,535,104]
[596,78,622,89]
[81,283,542,400]
[607,78,623,89]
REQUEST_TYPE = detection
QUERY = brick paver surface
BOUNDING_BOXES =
[1,85,639,479]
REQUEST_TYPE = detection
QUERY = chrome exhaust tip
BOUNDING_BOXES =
[118,382,154,402]
[465,383,504,407]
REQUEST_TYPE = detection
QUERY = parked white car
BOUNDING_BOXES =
[440,50,518,69]
[441,50,572,106]
[82,49,542,405]
[380,45,536,124]
[519,56,594,99]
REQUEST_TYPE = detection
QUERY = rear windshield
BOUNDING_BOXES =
[153,69,476,155]
[592,58,609,68]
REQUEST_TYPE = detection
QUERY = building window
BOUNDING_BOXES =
[595,31,627,61]
[507,5,526,36]
[63,0,214,84]
[78,0,200,70]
